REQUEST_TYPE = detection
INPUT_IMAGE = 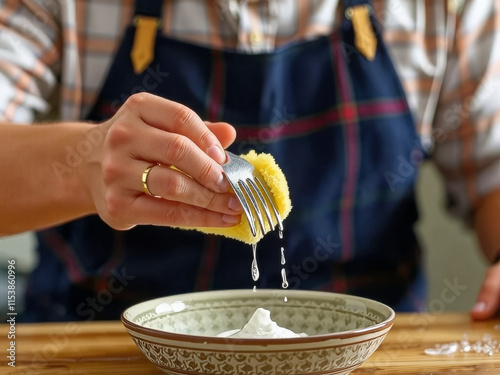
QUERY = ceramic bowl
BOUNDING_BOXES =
[121,289,394,375]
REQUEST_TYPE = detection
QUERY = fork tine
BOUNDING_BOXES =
[222,151,284,238]
[224,173,257,236]
[239,180,266,237]
[247,178,274,232]
[255,177,283,232]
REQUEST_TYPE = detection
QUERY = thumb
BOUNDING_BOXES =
[471,263,500,321]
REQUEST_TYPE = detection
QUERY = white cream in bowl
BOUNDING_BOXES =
[217,308,307,338]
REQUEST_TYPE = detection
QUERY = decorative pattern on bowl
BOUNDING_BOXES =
[122,289,395,375]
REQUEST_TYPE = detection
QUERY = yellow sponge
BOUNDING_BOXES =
[189,151,292,244]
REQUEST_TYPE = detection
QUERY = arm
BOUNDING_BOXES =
[0,4,240,235]
[0,122,95,234]
[470,189,500,320]
[0,94,242,236]
[473,190,500,264]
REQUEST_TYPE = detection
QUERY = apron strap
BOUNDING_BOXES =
[134,0,163,18]
[342,0,377,61]
[131,0,163,74]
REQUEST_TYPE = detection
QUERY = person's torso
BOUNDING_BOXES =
[24,0,435,321]
[71,0,450,144]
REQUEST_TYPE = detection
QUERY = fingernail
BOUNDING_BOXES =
[217,172,229,192]
[208,145,226,164]
[223,214,240,224]
[228,196,242,212]
[473,302,486,312]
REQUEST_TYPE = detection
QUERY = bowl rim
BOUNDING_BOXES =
[121,289,395,345]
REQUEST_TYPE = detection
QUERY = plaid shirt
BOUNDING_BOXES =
[0,0,499,220]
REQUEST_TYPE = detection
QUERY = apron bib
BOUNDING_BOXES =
[25,0,424,321]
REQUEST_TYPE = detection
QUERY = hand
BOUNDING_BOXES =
[470,261,500,320]
[81,93,242,230]
[471,189,500,320]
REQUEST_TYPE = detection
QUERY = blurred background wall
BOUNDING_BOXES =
[417,162,487,312]
[0,160,488,316]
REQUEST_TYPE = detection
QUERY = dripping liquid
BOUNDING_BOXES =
[281,268,289,289]
[249,223,288,303]
[251,243,259,282]
[279,230,288,291]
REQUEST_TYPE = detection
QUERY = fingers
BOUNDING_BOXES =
[205,121,237,149]
[471,262,500,320]
[119,93,226,163]
[135,198,241,227]
[124,123,228,193]
[98,93,242,230]
[137,163,242,215]
[107,195,241,229]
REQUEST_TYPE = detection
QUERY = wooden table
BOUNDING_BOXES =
[2,313,500,374]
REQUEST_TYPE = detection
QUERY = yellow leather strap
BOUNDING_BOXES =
[347,5,377,61]
[131,16,159,74]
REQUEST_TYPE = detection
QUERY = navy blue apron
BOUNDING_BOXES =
[24,0,424,322]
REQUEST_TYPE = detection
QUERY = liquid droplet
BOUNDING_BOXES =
[279,230,283,239]
[251,243,260,282]
[281,268,289,289]
[251,260,259,282]
[284,296,288,303]
[253,285,257,292]
[280,247,286,265]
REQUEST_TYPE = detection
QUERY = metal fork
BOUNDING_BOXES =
[222,151,283,237]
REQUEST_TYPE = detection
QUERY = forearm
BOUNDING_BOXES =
[0,122,97,235]
[473,188,500,263]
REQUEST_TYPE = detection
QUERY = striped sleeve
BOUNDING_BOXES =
[432,0,500,220]
[0,0,62,123]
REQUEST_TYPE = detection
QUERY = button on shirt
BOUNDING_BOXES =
[0,0,499,220]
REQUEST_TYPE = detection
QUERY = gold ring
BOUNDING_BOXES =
[141,164,161,198]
